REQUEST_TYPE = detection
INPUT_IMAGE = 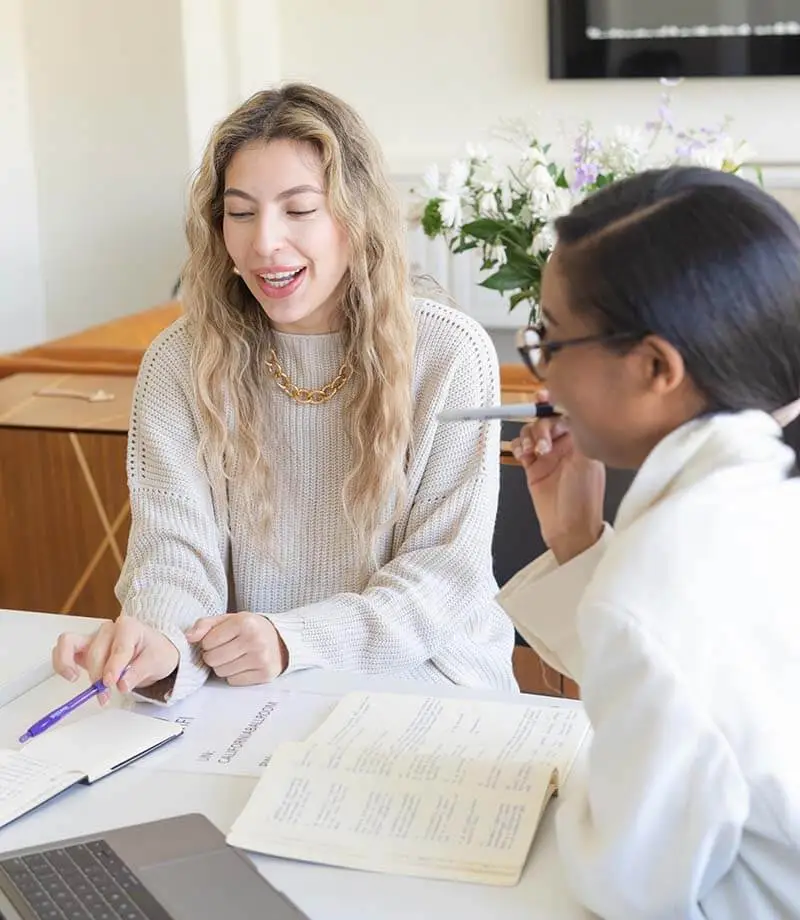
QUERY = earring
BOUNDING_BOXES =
[232,266,241,276]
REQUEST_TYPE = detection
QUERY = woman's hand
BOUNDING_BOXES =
[511,391,606,564]
[186,613,288,686]
[52,617,180,702]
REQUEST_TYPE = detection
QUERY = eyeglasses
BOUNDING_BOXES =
[515,322,640,379]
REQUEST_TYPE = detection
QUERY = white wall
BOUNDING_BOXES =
[2,0,797,351]
[21,0,191,340]
[180,0,281,170]
[277,0,800,173]
[0,0,46,351]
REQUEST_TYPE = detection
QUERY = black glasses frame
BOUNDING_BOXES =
[516,322,641,379]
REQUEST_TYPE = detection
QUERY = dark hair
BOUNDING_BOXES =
[554,166,800,417]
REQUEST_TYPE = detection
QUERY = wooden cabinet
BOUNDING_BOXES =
[0,360,577,697]
[0,374,133,619]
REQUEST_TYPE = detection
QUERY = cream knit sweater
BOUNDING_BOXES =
[117,298,517,701]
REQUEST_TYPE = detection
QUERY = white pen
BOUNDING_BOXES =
[438,402,563,423]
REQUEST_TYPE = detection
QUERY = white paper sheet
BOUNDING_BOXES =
[132,684,340,777]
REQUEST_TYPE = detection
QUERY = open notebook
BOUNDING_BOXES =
[0,709,183,829]
[227,691,589,886]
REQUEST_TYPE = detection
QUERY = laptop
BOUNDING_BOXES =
[0,813,310,920]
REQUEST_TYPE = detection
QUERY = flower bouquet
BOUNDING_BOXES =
[416,81,756,323]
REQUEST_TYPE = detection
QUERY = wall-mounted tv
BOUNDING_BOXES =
[549,0,800,78]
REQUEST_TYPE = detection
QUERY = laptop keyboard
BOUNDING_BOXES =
[0,839,172,920]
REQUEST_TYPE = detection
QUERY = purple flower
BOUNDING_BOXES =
[573,161,600,190]
[572,126,601,190]
[657,101,674,128]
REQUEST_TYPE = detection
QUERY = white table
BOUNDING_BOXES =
[0,610,592,920]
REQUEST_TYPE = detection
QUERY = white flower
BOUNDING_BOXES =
[477,190,499,218]
[431,159,471,230]
[520,162,557,217]
[520,144,549,167]
[488,244,506,266]
[471,156,504,192]
[528,163,556,192]
[680,135,755,172]
[497,179,513,211]
[718,136,756,169]
[466,142,489,162]
[445,159,470,195]
[601,126,646,175]
[439,195,463,229]
[684,144,725,170]
[541,186,574,222]
[532,225,557,255]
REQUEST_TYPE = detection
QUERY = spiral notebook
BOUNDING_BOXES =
[0,709,183,830]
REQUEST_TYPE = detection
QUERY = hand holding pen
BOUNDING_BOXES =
[508,390,606,565]
[51,617,180,704]
[18,674,121,743]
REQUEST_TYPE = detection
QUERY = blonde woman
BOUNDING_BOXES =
[52,84,516,702]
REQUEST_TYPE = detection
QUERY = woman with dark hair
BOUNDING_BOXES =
[501,167,800,918]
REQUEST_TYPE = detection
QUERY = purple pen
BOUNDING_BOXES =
[18,666,128,743]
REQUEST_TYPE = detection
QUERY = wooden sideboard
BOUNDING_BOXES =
[0,373,134,620]
[0,313,576,697]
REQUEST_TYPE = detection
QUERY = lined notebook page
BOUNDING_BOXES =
[0,750,83,829]
[227,692,589,885]
[305,692,588,781]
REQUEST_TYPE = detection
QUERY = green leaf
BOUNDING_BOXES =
[480,263,537,292]
[594,173,617,189]
[502,245,536,273]
[420,199,444,238]
[498,225,532,250]
[509,289,537,310]
[459,218,506,243]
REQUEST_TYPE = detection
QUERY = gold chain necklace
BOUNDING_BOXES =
[266,347,352,404]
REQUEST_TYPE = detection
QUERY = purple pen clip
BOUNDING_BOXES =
[19,666,129,744]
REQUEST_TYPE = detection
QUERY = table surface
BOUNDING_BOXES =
[0,610,592,920]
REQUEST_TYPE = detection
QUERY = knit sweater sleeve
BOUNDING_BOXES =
[115,323,228,702]
[268,312,505,677]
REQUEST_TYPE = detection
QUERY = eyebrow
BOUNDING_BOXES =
[223,184,324,203]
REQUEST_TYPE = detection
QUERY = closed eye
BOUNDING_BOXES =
[288,209,317,217]
[226,211,254,219]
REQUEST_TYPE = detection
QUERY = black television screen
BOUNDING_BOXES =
[549,0,800,78]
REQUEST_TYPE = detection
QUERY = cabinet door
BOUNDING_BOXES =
[0,427,129,618]
[512,646,572,696]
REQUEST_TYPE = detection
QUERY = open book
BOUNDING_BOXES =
[227,691,589,886]
[0,709,183,830]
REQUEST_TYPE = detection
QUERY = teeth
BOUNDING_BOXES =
[260,268,302,285]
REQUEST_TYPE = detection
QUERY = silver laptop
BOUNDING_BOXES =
[0,813,309,920]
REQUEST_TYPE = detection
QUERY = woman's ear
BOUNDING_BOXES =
[635,334,687,397]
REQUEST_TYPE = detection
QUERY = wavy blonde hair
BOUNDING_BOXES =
[181,83,415,558]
